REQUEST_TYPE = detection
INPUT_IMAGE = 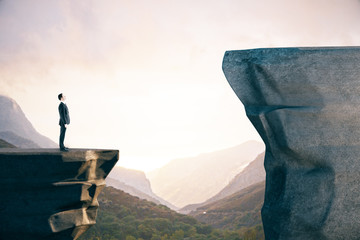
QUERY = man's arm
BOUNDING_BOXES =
[59,104,67,127]
[64,105,70,125]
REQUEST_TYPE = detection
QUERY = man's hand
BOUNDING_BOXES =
[65,124,68,128]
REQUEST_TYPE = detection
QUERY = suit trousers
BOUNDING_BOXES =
[59,124,66,149]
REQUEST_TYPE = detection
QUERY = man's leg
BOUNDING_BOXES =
[59,125,66,149]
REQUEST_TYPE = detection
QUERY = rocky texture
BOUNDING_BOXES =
[0,95,57,148]
[0,148,119,240]
[222,47,360,240]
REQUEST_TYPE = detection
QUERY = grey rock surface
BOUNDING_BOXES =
[222,47,360,240]
[0,148,119,240]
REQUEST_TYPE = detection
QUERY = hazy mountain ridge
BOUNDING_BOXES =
[0,95,56,148]
[106,177,162,205]
[180,152,265,214]
[211,152,265,201]
[0,131,40,148]
[107,166,177,210]
[190,180,265,238]
[0,138,16,148]
[79,186,264,240]
[148,141,264,208]
[108,166,153,196]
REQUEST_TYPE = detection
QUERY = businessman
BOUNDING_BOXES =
[58,93,70,151]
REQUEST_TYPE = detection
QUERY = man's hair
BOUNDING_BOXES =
[58,93,63,101]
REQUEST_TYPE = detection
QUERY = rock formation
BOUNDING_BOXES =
[0,148,119,240]
[222,47,360,240]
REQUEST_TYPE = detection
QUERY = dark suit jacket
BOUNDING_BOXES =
[58,102,70,126]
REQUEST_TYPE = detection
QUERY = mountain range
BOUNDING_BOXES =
[79,186,264,240]
[0,138,16,148]
[105,177,163,204]
[180,152,265,214]
[190,180,265,238]
[147,141,264,208]
[106,166,177,210]
[1,94,267,238]
[0,95,56,148]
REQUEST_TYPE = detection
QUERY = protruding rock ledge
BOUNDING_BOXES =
[223,47,360,240]
[0,148,119,240]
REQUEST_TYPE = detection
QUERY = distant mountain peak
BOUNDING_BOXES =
[179,151,265,214]
[0,95,56,148]
[0,138,16,148]
[107,166,178,210]
[148,141,265,208]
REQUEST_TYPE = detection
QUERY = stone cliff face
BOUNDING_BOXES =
[0,148,119,240]
[222,47,360,240]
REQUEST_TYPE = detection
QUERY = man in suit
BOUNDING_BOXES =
[58,93,70,151]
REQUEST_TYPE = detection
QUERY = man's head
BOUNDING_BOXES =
[58,93,66,101]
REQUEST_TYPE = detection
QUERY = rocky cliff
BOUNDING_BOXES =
[0,148,118,240]
[223,47,360,240]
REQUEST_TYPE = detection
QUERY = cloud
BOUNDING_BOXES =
[1,0,359,76]
[1,0,360,169]
[1,0,360,103]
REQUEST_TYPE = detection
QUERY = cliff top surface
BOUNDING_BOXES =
[0,148,119,156]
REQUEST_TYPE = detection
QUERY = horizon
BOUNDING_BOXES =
[1,0,359,171]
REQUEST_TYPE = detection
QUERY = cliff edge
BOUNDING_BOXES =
[223,47,360,240]
[0,148,119,240]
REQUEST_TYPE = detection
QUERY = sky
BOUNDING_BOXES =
[0,0,359,172]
